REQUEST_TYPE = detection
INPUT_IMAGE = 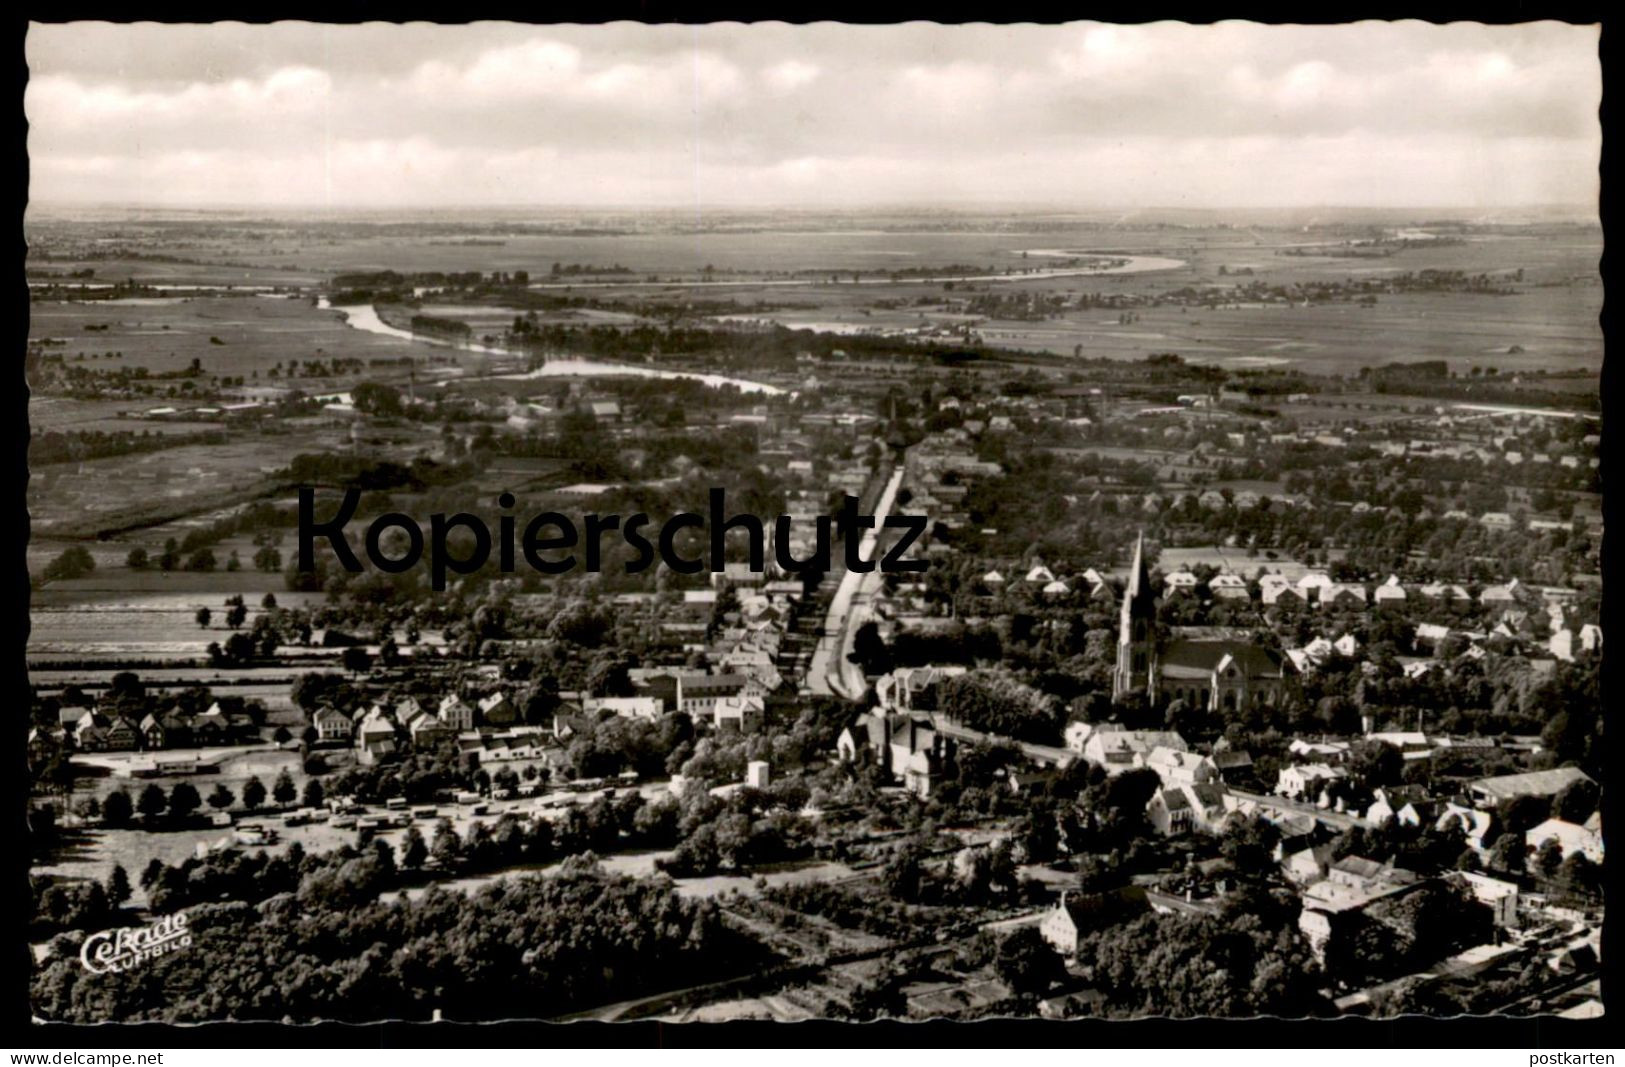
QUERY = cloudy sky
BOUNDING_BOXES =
[26,20,1601,210]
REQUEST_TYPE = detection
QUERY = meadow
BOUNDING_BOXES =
[29,293,432,379]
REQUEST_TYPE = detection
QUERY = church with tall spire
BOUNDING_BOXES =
[1110,532,1299,712]
[1113,531,1158,699]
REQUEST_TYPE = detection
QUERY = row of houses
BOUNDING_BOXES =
[311,692,520,761]
[38,702,258,755]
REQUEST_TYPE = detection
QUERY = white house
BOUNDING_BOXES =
[438,695,475,732]
[1276,763,1346,800]
[313,706,353,743]
[1525,818,1604,864]
[1144,746,1217,789]
[1373,577,1407,606]
[1164,570,1201,595]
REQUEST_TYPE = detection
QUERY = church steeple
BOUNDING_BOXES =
[1113,531,1159,701]
[1125,530,1150,601]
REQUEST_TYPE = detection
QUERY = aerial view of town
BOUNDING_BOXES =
[23,20,1603,1028]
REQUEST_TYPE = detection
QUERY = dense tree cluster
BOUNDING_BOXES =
[1081,888,1329,1017]
[32,863,767,1023]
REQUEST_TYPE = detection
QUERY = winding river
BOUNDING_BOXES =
[520,252,1186,291]
[318,251,1185,394]
[318,298,786,395]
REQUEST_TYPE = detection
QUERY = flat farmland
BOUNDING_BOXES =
[972,286,1601,376]
[28,255,327,289]
[183,228,1141,275]
[1156,545,1335,580]
[27,397,221,437]
[28,588,281,661]
[27,423,348,538]
[28,531,329,666]
[28,294,432,378]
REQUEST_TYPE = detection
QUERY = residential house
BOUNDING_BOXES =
[1321,584,1368,610]
[675,672,759,718]
[27,727,63,765]
[1210,748,1254,786]
[408,714,455,748]
[1296,571,1335,601]
[313,706,353,743]
[1147,782,1227,836]
[589,696,664,722]
[438,695,476,732]
[1373,577,1407,606]
[1147,786,1197,836]
[103,716,140,751]
[1024,564,1056,585]
[1365,786,1435,827]
[1258,574,1297,606]
[1144,746,1217,789]
[1276,763,1347,800]
[1208,573,1249,601]
[355,708,397,747]
[73,713,110,752]
[1082,728,1188,775]
[139,713,166,751]
[478,692,518,726]
[713,694,766,734]
[1038,889,1149,957]
[193,703,230,745]
[1282,844,1333,886]
[1525,818,1604,864]
[1164,570,1201,596]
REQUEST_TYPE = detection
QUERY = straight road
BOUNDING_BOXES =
[806,463,907,699]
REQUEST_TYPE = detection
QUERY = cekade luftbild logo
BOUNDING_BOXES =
[80,911,193,974]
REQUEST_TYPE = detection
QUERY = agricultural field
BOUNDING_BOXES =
[27,585,283,662]
[1156,545,1320,582]
[28,293,429,379]
[29,437,305,539]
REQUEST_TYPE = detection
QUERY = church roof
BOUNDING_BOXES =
[1159,639,1291,680]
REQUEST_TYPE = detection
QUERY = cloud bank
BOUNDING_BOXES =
[25,20,1602,209]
